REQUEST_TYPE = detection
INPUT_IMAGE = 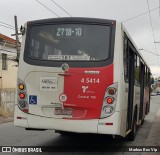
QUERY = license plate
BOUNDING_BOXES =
[54,108,72,115]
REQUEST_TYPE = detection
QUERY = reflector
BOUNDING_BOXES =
[106,122,113,125]
[23,109,28,113]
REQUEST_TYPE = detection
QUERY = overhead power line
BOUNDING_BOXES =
[35,0,60,17]
[0,24,15,30]
[0,21,20,31]
[0,21,14,28]
[146,0,160,65]
[50,0,72,17]
[123,6,160,23]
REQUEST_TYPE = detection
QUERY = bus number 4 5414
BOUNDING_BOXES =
[81,78,100,84]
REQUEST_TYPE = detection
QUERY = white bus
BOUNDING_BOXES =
[14,17,152,141]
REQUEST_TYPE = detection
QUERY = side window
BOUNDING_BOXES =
[146,68,149,87]
[2,53,8,70]
[144,67,148,87]
[150,74,153,86]
[135,55,140,86]
[139,59,142,84]
[134,54,137,85]
[124,35,129,82]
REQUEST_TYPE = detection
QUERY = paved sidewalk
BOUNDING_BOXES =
[144,107,160,146]
[141,106,160,155]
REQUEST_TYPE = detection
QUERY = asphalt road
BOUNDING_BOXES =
[0,95,160,154]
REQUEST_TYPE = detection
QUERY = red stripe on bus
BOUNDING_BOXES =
[63,64,113,119]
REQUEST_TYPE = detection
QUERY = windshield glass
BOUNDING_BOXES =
[28,24,111,61]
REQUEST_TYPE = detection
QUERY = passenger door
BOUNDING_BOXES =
[127,44,135,130]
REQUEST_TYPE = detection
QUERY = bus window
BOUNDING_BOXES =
[135,55,140,86]
[144,66,148,87]
[124,35,129,82]
[27,24,111,62]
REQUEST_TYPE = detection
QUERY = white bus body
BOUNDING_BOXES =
[14,18,151,141]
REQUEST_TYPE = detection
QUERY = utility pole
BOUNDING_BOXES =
[12,15,21,63]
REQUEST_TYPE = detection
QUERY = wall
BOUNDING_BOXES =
[1,60,17,89]
[0,42,18,115]
[0,43,18,89]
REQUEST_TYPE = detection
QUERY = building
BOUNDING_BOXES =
[0,33,18,114]
[155,78,160,93]
[151,77,160,93]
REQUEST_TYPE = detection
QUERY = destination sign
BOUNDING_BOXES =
[55,27,84,37]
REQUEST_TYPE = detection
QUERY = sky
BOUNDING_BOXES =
[1,0,160,77]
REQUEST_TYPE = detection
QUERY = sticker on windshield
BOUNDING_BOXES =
[40,77,57,91]
[70,55,90,60]
[48,55,63,60]
[48,55,90,60]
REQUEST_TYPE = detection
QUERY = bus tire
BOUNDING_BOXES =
[141,119,144,125]
[55,130,70,136]
[145,103,149,115]
[127,111,137,141]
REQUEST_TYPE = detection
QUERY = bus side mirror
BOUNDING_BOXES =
[151,78,154,84]
[20,26,25,35]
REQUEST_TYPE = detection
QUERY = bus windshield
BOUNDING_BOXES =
[27,24,111,61]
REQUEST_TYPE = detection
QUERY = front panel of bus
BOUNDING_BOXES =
[14,18,120,134]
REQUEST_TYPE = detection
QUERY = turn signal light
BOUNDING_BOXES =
[19,84,25,90]
[19,93,26,99]
[106,97,114,104]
